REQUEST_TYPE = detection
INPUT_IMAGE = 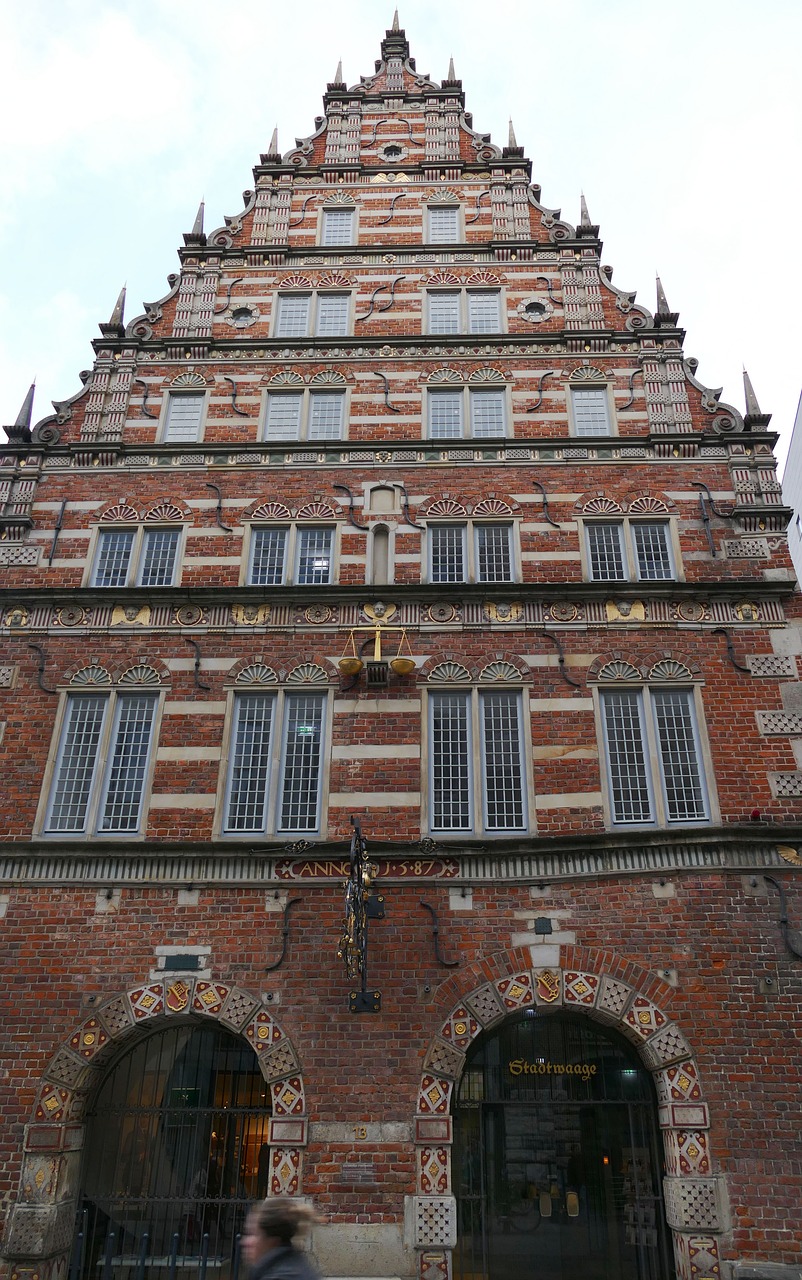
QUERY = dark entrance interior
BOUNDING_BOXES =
[453,1011,672,1280]
[73,1022,270,1280]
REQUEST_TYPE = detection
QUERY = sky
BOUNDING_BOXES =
[1,0,800,469]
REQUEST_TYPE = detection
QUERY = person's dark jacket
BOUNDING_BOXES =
[249,1244,320,1280]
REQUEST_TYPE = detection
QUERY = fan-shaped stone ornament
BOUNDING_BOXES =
[628,496,669,514]
[649,659,693,681]
[71,665,112,685]
[236,664,279,685]
[583,497,622,515]
[251,502,292,521]
[428,661,471,683]
[119,664,162,686]
[100,504,139,523]
[145,503,184,523]
[479,661,521,682]
[286,663,329,684]
[596,660,641,682]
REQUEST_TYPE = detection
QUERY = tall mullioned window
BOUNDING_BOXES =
[585,521,674,582]
[428,205,460,243]
[223,692,326,834]
[429,689,527,834]
[247,526,334,586]
[163,393,205,443]
[427,388,507,439]
[91,528,181,588]
[427,290,502,335]
[600,686,709,826]
[45,692,158,835]
[321,208,354,246]
[429,524,514,584]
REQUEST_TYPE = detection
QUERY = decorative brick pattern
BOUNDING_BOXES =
[271,1076,305,1116]
[563,970,600,1006]
[417,1076,454,1116]
[663,1130,711,1176]
[424,1038,465,1080]
[418,1146,450,1194]
[624,995,667,1039]
[768,771,802,798]
[270,1147,301,1195]
[756,710,802,736]
[219,987,261,1030]
[465,982,506,1026]
[664,1178,722,1231]
[439,1006,479,1049]
[746,654,797,677]
[419,1249,451,1280]
[596,975,634,1022]
[97,995,135,1037]
[0,665,17,686]
[495,972,534,1010]
[413,1196,457,1248]
[723,539,770,559]
[243,1009,284,1052]
[655,1061,703,1104]
[641,1022,692,1069]
[257,1039,299,1083]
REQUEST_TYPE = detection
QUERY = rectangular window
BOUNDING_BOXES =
[429,690,526,833]
[632,522,673,580]
[428,206,459,243]
[600,688,708,826]
[468,290,501,334]
[586,522,626,581]
[296,527,333,585]
[429,390,464,439]
[308,392,344,441]
[476,525,512,582]
[315,294,350,337]
[275,294,311,338]
[92,530,135,588]
[572,387,611,436]
[224,692,325,835]
[481,691,525,830]
[470,389,506,438]
[430,692,472,831]
[322,208,354,246]
[45,693,156,835]
[428,292,461,335]
[430,525,466,583]
[249,528,288,585]
[92,528,180,588]
[164,394,204,443]
[265,394,303,440]
[139,529,180,587]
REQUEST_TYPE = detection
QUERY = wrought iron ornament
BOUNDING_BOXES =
[338,816,385,1012]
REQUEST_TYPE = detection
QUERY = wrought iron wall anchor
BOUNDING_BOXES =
[400,483,425,529]
[205,483,233,532]
[525,369,556,414]
[213,276,244,314]
[47,499,67,564]
[265,896,303,971]
[376,274,406,313]
[28,644,56,694]
[693,481,736,558]
[333,483,369,529]
[371,371,401,413]
[538,630,581,689]
[420,900,459,968]
[532,479,560,528]
[378,191,408,225]
[763,876,802,960]
[620,366,643,411]
[711,628,750,674]
[356,283,389,322]
[465,189,491,224]
[222,376,249,417]
[184,638,211,691]
[288,196,315,228]
[534,275,561,304]
[132,378,157,418]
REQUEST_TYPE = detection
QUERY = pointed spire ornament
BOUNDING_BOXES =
[99,286,127,337]
[448,56,455,80]
[392,8,400,31]
[268,126,279,155]
[5,382,35,444]
[743,368,772,429]
[576,192,600,239]
[183,199,207,247]
[503,117,524,158]
[654,274,679,326]
[334,59,343,84]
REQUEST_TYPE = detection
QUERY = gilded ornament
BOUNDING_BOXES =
[536,971,561,1003]
[606,599,646,622]
[4,606,29,628]
[175,605,205,627]
[676,600,707,623]
[549,602,579,623]
[484,601,523,623]
[232,603,271,626]
[111,604,151,627]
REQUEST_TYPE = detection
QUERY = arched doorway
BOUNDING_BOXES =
[453,1010,672,1280]
[73,1021,270,1280]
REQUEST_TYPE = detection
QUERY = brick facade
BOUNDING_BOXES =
[1,19,800,1280]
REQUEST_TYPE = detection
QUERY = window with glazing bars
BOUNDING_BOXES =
[429,689,526,833]
[427,290,501,334]
[585,521,673,581]
[248,526,334,585]
[45,692,157,835]
[315,294,350,337]
[429,524,513,583]
[91,528,181,587]
[224,692,325,834]
[296,527,333,584]
[428,389,507,439]
[428,206,459,242]
[321,208,354,246]
[275,295,311,338]
[600,687,708,826]
[249,528,288,585]
[572,388,611,436]
[164,394,204,443]
[264,392,345,442]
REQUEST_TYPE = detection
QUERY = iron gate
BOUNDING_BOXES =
[453,1012,672,1280]
[71,1023,271,1280]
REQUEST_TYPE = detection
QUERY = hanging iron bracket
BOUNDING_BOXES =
[372,371,401,414]
[222,375,249,417]
[465,189,491,224]
[525,369,556,414]
[620,366,643,411]
[420,900,459,968]
[47,499,67,565]
[400,483,425,529]
[213,276,244,314]
[378,191,409,225]
[133,378,157,419]
[265,896,303,971]
[288,196,315,228]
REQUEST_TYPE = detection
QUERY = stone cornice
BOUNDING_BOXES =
[1,826,799,888]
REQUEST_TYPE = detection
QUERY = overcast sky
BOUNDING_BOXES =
[2,0,800,469]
